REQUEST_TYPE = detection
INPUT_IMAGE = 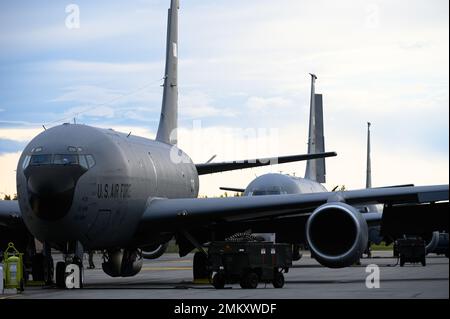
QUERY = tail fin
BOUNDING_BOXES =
[156,0,179,145]
[366,122,372,188]
[305,74,326,183]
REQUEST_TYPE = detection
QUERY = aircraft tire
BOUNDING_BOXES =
[212,273,225,289]
[56,261,66,288]
[31,253,45,281]
[193,252,210,280]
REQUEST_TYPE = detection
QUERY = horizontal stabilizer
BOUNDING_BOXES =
[220,187,246,193]
[375,184,415,189]
[195,152,337,175]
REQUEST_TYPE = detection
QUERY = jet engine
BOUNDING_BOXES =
[102,249,143,277]
[141,242,170,260]
[306,202,368,268]
[425,231,440,255]
[423,231,449,256]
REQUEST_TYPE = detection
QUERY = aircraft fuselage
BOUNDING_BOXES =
[16,123,199,250]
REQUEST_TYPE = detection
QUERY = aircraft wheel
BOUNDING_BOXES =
[212,273,226,289]
[31,253,45,281]
[193,252,210,280]
[272,272,285,288]
[292,245,302,261]
[56,261,66,288]
[31,253,54,284]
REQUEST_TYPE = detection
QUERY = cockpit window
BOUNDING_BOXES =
[86,155,96,168]
[252,190,282,196]
[53,154,79,165]
[79,155,89,169]
[30,154,53,166]
[248,188,287,196]
[25,153,95,169]
[22,155,31,169]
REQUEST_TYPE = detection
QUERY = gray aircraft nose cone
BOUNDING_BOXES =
[24,165,87,221]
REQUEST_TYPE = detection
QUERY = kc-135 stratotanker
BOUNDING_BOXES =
[0,0,448,288]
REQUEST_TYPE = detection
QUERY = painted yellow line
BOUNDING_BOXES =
[0,294,21,300]
[193,279,211,284]
[142,267,192,271]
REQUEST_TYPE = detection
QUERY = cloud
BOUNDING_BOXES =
[51,85,122,104]
[45,84,163,125]
[0,0,447,197]
[188,124,449,197]
[0,139,27,155]
[245,96,294,111]
[0,152,21,196]
[45,60,162,77]
[0,127,44,142]
[179,91,237,119]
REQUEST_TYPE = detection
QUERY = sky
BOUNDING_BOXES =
[0,0,448,197]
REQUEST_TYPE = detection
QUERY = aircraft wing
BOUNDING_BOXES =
[195,152,337,175]
[0,200,30,252]
[140,184,448,234]
[0,200,22,228]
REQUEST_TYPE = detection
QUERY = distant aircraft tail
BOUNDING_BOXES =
[305,74,326,183]
[156,0,179,145]
[366,122,372,188]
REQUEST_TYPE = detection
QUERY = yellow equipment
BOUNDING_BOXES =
[3,242,24,291]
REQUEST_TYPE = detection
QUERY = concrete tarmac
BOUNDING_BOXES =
[1,251,448,299]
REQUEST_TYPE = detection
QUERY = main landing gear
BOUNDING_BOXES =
[31,243,54,285]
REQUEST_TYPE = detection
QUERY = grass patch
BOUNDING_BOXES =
[371,242,394,251]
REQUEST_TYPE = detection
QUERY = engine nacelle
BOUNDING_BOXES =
[141,242,169,260]
[102,249,143,277]
[424,231,449,256]
[306,202,368,268]
[425,231,440,255]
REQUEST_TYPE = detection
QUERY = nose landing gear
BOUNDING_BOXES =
[55,242,84,289]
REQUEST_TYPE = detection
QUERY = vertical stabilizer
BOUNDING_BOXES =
[305,74,326,183]
[366,122,372,188]
[156,0,179,145]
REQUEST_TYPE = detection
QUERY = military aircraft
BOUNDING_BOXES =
[0,0,448,288]
[221,73,328,197]
[363,122,448,257]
